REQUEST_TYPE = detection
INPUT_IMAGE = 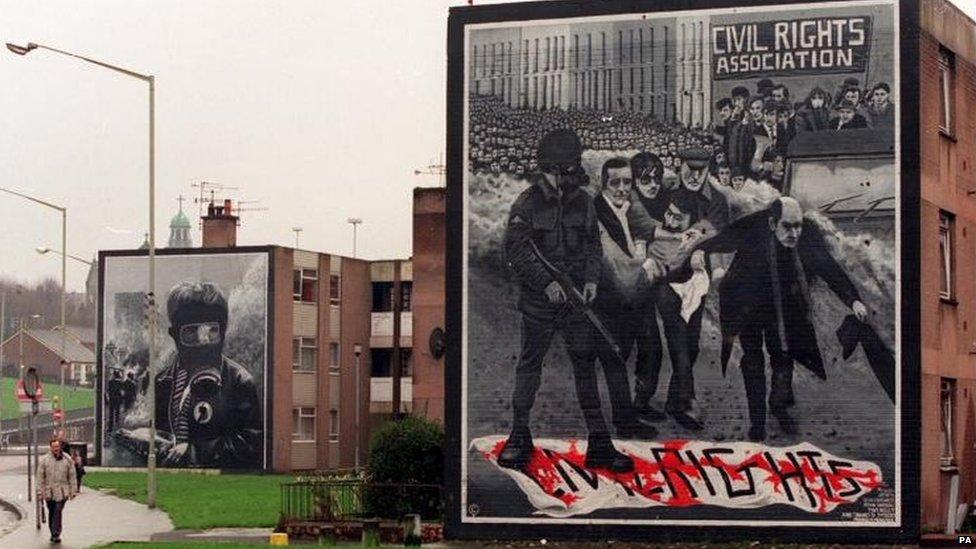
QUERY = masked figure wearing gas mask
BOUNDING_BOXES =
[152,281,261,468]
[500,128,636,474]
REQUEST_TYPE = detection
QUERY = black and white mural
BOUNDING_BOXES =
[99,251,269,470]
[460,0,900,526]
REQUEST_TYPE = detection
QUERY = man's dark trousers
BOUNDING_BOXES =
[738,316,793,432]
[596,304,662,431]
[46,499,66,540]
[654,284,704,412]
[511,301,610,441]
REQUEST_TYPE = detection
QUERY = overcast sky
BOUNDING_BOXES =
[0,0,973,291]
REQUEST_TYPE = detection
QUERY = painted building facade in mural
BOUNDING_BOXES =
[98,250,270,470]
[460,0,899,527]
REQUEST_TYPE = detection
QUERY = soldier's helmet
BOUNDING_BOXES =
[536,128,582,169]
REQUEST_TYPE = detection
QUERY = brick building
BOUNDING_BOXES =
[919,0,976,534]
[97,189,445,472]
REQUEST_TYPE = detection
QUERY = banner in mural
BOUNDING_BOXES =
[99,251,269,470]
[712,16,873,80]
[461,0,898,526]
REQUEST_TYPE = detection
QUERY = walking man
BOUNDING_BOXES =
[701,197,867,440]
[37,438,77,544]
[500,128,634,473]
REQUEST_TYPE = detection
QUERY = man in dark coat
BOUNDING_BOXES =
[500,128,634,473]
[701,197,867,441]
[592,157,660,438]
[831,99,869,130]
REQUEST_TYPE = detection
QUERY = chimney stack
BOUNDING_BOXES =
[202,198,239,248]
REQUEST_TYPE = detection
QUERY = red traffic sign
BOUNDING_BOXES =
[15,378,43,402]
[53,409,63,422]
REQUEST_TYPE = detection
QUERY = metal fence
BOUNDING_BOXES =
[281,480,443,522]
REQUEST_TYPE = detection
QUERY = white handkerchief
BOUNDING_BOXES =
[669,270,710,322]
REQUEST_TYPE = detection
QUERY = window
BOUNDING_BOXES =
[523,39,529,70]
[545,37,550,71]
[939,211,954,300]
[939,47,955,135]
[587,34,592,67]
[601,32,606,65]
[293,407,316,441]
[329,410,339,442]
[330,275,341,306]
[329,342,340,373]
[573,35,579,68]
[507,42,512,74]
[941,378,956,468]
[370,348,412,377]
[292,337,317,372]
[629,29,634,63]
[293,268,317,303]
[534,38,539,72]
[639,28,644,63]
[559,36,565,69]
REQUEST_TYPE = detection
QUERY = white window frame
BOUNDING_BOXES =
[329,409,339,442]
[941,378,956,469]
[330,274,341,307]
[329,342,340,373]
[939,48,954,135]
[292,337,316,372]
[939,212,953,300]
[293,268,318,303]
[293,407,316,442]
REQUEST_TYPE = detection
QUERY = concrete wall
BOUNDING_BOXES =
[412,188,446,422]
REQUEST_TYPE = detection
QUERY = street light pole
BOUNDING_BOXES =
[353,343,363,469]
[36,247,94,266]
[347,218,362,258]
[6,41,159,509]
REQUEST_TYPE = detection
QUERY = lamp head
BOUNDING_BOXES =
[35,247,50,255]
[6,42,37,56]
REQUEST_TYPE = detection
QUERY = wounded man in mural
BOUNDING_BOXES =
[499,128,636,474]
[116,281,262,468]
[699,197,868,442]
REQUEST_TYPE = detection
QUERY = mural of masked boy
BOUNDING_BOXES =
[154,281,262,468]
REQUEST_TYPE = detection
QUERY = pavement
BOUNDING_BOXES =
[0,454,173,548]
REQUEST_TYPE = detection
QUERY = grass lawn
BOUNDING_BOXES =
[1,376,94,421]
[84,471,295,529]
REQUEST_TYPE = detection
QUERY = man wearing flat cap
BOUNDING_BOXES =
[678,147,730,241]
[500,128,636,474]
[832,99,868,130]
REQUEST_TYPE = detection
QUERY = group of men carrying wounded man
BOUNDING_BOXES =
[499,128,868,474]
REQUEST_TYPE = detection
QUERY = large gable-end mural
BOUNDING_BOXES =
[453,0,902,531]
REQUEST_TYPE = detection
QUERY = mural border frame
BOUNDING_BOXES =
[444,0,920,542]
[94,245,277,472]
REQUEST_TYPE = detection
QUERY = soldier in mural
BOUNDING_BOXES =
[462,0,898,526]
[499,128,636,473]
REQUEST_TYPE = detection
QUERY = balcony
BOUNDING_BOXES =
[369,376,412,414]
[370,312,412,348]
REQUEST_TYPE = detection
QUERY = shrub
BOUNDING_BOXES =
[364,416,444,519]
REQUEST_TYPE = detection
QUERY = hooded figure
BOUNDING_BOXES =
[796,86,833,132]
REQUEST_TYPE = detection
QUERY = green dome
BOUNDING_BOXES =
[170,209,192,229]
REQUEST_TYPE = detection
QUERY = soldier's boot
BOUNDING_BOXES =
[498,427,535,471]
[769,361,796,409]
[585,435,634,473]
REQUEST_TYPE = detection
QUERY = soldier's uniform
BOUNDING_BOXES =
[499,129,631,473]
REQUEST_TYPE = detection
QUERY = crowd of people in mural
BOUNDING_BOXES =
[469,76,895,191]
[485,76,895,474]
